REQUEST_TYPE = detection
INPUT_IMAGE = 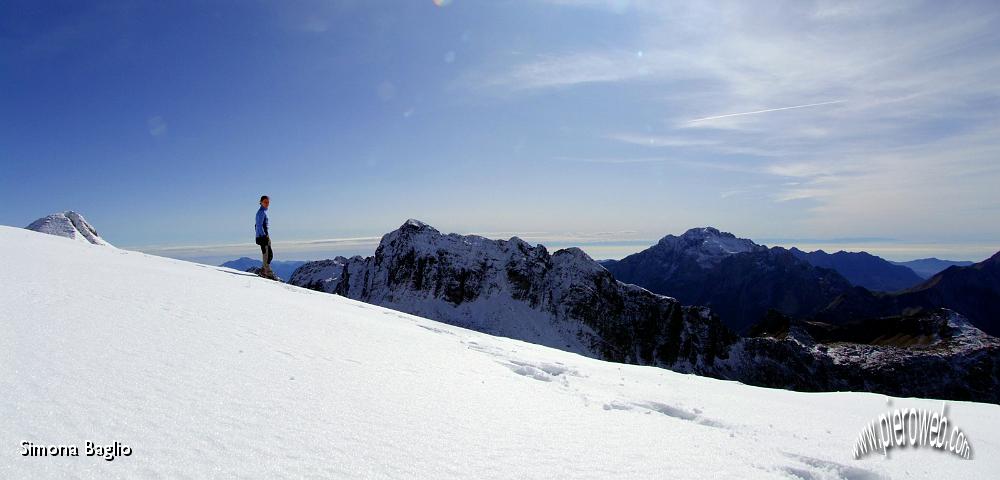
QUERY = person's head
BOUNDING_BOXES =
[259,195,269,208]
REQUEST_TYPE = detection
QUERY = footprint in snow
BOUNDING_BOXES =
[602,400,728,429]
[501,359,581,383]
[780,452,886,480]
[417,324,456,336]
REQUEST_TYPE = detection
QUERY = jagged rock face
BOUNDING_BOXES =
[604,228,852,333]
[25,211,112,246]
[292,221,1000,402]
[291,220,737,373]
[729,310,1000,403]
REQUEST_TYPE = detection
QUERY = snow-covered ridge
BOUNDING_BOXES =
[292,219,730,370]
[3,224,999,479]
[25,210,112,246]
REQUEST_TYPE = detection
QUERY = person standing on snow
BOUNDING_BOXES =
[255,195,273,277]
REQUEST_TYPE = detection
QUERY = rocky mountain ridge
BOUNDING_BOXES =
[291,220,1000,402]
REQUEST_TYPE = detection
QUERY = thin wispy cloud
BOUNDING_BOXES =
[686,100,846,123]
[606,133,718,148]
[553,155,674,164]
[470,51,650,91]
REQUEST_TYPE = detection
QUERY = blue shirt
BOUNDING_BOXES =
[255,206,269,237]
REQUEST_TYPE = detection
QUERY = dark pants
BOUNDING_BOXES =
[257,236,273,269]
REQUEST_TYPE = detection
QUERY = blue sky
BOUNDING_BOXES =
[2,0,999,263]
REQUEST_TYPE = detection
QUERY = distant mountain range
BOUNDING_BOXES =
[820,252,1000,337]
[890,258,976,278]
[602,228,1000,336]
[219,257,307,281]
[289,220,1000,402]
[788,248,923,291]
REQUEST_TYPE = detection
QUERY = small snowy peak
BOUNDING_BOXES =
[682,226,725,238]
[657,226,762,267]
[384,222,543,263]
[25,211,112,247]
[678,227,760,254]
[401,218,435,231]
[505,236,531,250]
[378,221,602,283]
[551,247,605,274]
[554,246,591,259]
[378,219,446,253]
[381,219,517,262]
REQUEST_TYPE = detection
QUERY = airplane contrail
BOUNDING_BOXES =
[687,100,846,123]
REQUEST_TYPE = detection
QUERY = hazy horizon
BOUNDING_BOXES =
[120,219,997,266]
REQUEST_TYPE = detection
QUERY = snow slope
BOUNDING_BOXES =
[2,225,998,479]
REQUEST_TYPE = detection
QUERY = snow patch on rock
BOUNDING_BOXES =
[25,211,113,247]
